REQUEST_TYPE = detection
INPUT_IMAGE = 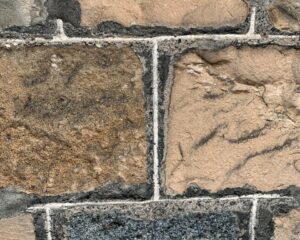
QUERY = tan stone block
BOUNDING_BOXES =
[79,0,249,28]
[0,214,35,240]
[274,209,300,240]
[0,45,147,195]
[267,0,300,32]
[165,46,300,194]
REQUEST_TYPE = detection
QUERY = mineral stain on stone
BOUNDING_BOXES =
[0,45,148,195]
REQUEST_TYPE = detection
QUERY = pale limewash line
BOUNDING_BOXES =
[0,18,298,45]
[45,207,52,240]
[0,33,299,46]
[247,7,256,36]
[28,194,293,211]
[152,40,160,201]
[249,198,258,240]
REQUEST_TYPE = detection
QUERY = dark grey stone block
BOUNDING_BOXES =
[51,199,252,240]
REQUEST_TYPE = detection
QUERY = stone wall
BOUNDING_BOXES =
[0,0,299,239]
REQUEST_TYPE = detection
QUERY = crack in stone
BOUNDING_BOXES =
[226,137,298,177]
[193,125,224,150]
[226,123,269,144]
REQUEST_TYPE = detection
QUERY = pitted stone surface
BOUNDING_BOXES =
[0,0,47,29]
[267,0,300,32]
[51,199,251,239]
[0,214,35,240]
[79,0,249,28]
[165,46,300,194]
[0,45,147,195]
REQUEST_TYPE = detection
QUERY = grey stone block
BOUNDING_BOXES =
[51,199,252,240]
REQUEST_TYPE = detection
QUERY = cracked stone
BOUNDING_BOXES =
[0,0,47,29]
[165,46,300,194]
[78,0,249,28]
[0,45,147,196]
[0,214,35,240]
[267,0,300,32]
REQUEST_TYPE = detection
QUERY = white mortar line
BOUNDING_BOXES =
[152,39,160,201]
[45,207,52,240]
[1,34,300,46]
[247,7,256,36]
[29,194,293,210]
[52,19,68,41]
[250,198,258,240]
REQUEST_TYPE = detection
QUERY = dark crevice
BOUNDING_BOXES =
[193,125,225,149]
[227,137,298,176]
[227,122,269,144]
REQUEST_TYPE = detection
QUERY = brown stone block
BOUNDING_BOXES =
[79,0,249,28]
[165,45,300,195]
[0,45,149,196]
[0,214,36,240]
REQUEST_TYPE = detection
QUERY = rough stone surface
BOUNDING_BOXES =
[0,45,148,196]
[165,46,300,195]
[51,199,252,240]
[267,0,300,32]
[0,0,47,29]
[0,214,36,240]
[256,198,299,240]
[79,0,249,28]
[274,208,300,240]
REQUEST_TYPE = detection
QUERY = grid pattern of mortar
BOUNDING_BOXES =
[1,5,299,240]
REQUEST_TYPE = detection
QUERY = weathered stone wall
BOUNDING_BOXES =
[0,0,299,239]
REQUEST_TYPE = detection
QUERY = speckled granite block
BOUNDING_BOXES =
[50,199,252,240]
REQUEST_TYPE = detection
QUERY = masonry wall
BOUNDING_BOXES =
[0,0,299,239]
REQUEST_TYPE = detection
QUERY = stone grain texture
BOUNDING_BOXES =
[267,0,300,32]
[51,199,252,240]
[78,0,249,28]
[256,198,299,240]
[0,44,149,196]
[0,214,36,240]
[165,45,300,195]
[0,0,47,29]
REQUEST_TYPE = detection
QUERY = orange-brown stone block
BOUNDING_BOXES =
[0,45,148,196]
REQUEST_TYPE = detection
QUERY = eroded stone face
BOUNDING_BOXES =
[165,46,300,194]
[79,0,249,28]
[0,0,47,29]
[274,209,300,240]
[0,45,147,195]
[0,214,35,240]
[267,0,300,32]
